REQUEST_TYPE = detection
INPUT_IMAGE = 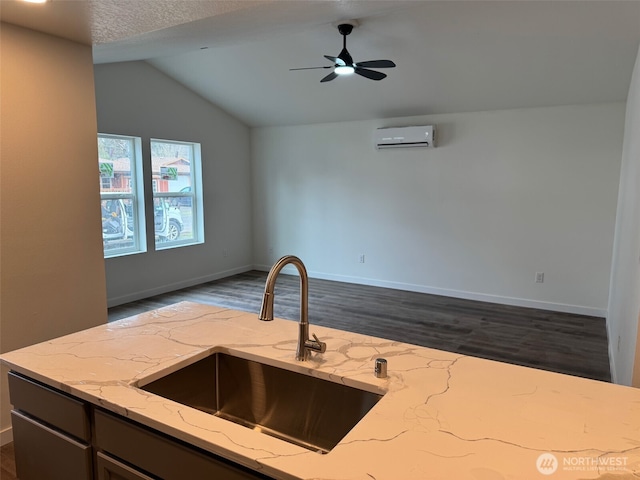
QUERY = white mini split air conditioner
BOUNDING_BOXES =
[375,125,436,149]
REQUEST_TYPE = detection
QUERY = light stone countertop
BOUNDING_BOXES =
[1,301,639,479]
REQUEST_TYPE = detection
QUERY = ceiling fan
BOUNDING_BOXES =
[290,21,396,83]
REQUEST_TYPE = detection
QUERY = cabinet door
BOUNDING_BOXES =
[9,371,90,441]
[11,410,92,480]
[95,409,271,480]
[96,452,155,480]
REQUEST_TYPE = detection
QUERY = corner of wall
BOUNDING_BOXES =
[606,42,640,386]
[607,319,618,384]
[633,313,640,387]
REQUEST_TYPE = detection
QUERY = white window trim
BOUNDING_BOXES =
[99,134,147,258]
[151,139,204,250]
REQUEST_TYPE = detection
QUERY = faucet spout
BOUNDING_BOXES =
[259,255,326,361]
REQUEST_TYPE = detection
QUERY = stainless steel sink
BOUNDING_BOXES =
[138,352,383,454]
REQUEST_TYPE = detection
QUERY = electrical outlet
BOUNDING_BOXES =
[359,254,365,264]
[617,335,622,352]
[223,249,229,258]
[535,272,544,283]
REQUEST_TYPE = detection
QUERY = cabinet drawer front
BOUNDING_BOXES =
[11,410,93,480]
[95,409,269,480]
[96,452,156,480]
[9,371,90,441]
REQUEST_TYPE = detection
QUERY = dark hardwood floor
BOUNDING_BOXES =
[1,443,16,480]
[0,271,611,477]
[109,270,611,382]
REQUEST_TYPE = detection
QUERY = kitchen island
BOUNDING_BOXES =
[1,301,639,479]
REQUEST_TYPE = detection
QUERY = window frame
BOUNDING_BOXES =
[98,133,147,258]
[150,138,204,250]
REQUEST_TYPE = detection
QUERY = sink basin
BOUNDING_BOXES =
[138,352,383,454]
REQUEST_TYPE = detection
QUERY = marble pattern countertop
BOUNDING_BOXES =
[1,302,639,479]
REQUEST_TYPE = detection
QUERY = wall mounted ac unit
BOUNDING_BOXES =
[375,125,436,149]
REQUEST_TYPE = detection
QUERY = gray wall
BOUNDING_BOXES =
[1,23,108,442]
[251,103,624,317]
[94,62,253,306]
[607,44,640,386]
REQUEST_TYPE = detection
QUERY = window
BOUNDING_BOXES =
[150,139,203,249]
[98,134,146,257]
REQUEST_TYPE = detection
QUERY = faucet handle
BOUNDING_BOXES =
[307,333,327,353]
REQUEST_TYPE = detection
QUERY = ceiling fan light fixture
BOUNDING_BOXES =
[335,65,355,75]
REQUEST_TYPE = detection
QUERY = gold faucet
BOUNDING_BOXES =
[259,255,326,361]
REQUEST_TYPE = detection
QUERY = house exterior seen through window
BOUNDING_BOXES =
[151,139,204,249]
[98,134,146,258]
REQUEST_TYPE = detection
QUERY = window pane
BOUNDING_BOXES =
[154,198,186,243]
[152,142,192,193]
[98,136,133,194]
[151,139,202,249]
[101,198,137,252]
[98,134,145,257]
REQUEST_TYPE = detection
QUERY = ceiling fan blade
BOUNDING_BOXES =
[355,60,396,69]
[320,72,339,83]
[324,55,346,66]
[355,67,387,81]
[289,66,332,71]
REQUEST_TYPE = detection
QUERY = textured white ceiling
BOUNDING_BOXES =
[0,0,272,45]
[2,1,639,127]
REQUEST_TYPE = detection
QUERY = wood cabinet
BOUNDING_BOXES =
[8,371,274,480]
[96,452,156,480]
[94,409,269,480]
[8,372,93,480]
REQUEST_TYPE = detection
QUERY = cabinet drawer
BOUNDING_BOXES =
[94,409,270,480]
[9,371,90,441]
[96,452,155,480]
[11,410,93,480]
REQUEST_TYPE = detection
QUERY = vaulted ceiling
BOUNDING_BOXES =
[2,0,639,127]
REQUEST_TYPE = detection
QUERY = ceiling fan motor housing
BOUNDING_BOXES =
[338,23,354,36]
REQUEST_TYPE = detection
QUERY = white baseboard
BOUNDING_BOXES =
[108,262,606,318]
[1,426,13,446]
[107,265,254,308]
[254,264,607,318]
